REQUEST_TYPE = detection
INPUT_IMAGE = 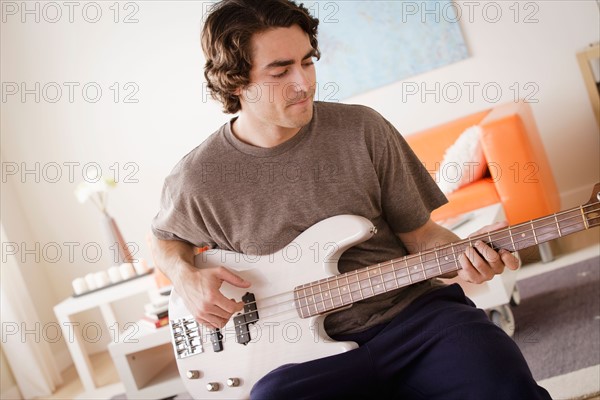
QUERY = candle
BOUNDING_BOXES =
[72,277,88,295]
[133,258,150,275]
[119,263,136,280]
[108,266,122,283]
[84,273,97,291]
[94,271,110,288]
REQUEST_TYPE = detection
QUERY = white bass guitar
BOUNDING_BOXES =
[169,184,600,399]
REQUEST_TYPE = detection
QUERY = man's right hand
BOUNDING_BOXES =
[175,262,251,329]
[150,236,251,330]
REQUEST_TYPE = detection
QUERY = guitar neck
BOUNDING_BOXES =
[294,201,600,318]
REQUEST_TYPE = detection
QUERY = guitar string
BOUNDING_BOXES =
[230,204,600,321]
[290,202,600,299]
[214,208,600,336]
[224,204,600,324]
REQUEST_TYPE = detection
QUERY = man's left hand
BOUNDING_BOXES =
[457,221,520,284]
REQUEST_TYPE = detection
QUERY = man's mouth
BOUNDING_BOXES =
[288,95,312,107]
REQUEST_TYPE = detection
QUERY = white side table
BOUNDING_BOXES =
[53,273,157,392]
[439,203,519,335]
[108,323,185,399]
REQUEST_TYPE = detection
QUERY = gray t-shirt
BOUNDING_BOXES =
[152,101,447,335]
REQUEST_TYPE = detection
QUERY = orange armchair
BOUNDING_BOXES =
[406,100,560,230]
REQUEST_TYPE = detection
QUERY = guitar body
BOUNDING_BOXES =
[169,215,376,399]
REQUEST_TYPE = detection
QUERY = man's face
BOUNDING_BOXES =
[237,25,317,135]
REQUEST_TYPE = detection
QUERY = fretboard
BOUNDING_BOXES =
[294,201,600,319]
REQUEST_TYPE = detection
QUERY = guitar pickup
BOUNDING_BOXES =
[242,292,259,322]
[233,314,251,345]
[209,328,224,352]
[233,292,259,345]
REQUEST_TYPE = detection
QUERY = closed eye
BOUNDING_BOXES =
[272,69,288,78]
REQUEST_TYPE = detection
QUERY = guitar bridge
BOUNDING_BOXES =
[171,316,203,359]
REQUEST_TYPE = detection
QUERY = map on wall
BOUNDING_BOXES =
[304,1,469,100]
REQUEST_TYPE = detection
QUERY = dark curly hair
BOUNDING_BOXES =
[201,0,320,114]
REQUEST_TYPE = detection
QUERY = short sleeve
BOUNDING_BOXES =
[150,173,215,249]
[375,120,448,233]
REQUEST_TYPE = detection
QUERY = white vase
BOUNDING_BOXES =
[101,213,134,264]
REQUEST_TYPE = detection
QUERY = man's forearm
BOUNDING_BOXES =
[151,235,196,285]
[398,219,461,279]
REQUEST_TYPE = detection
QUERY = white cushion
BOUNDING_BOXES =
[436,125,487,195]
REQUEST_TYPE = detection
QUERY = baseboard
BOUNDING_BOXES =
[0,385,22,400]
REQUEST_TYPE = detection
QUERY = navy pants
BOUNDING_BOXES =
[251,284,551,400]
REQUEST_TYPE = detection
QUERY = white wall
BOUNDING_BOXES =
[350,1,600,207]
[1,1,599,367]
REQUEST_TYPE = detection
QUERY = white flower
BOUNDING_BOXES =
[74,177,117,213]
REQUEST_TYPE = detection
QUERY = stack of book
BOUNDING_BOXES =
[140,296,169,329]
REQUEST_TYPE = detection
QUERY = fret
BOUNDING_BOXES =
[341,275,352,305]
[434,249,443,275]
[557,210,584,236]
[530,221,539,244]
[333,279,344,309]
[345,274,357,303]
[554,214,562,237]
[381,263,397,291]
[359,270,374,297]
[325,280,334,310]
[405,258,413,284]
[311,285,325,314]
[296,288,307,318]
[337,277,346,304]
[409,263,422,281]
[581,206,590,229]
[453,244,460,270]
[306,287,317,316]
[507,226,516,251]
[348,271,360,301]
[310,285,320,315]
[419,253,426,278]
[328,280,341,309]
[511,223,536,250]
[368,266,383,294]
[390,261,400,289]
[346,271,362,300]
[366,268,374,295]
[377,264,385,293]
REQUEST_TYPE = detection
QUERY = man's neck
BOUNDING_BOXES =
[231,116,302,149]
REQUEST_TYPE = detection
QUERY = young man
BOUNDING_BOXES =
[151,0,551,398]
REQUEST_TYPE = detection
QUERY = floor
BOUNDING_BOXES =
[39,229,600,400]
[38,352,123,400]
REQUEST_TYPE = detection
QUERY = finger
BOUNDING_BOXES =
[217,266,251,288]
[464,246,494,281]
[200,293,242,319]
[211,293,244,315]
[195,314,227,330]
[500,249,520,270]
[473,241,504,274]
[457,251,485,283]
